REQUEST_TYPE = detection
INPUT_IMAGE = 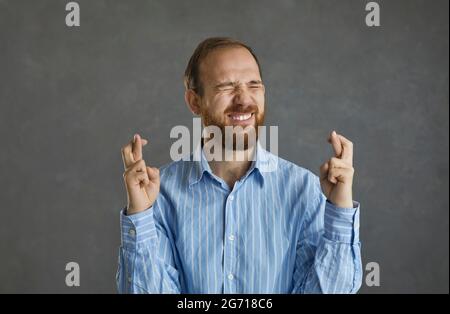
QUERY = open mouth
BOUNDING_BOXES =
[227,112,254,122]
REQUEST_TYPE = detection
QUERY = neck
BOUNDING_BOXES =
[206,144,256,189]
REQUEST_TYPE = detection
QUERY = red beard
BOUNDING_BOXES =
[201,103,265,151]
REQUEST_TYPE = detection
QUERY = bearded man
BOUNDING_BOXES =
[117,37,362,294]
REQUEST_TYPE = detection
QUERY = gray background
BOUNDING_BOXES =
[0,0,448,293]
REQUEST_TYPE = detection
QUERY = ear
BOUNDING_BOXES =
[184,89,201,115]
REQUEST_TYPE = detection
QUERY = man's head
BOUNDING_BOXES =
[184,37,265,151]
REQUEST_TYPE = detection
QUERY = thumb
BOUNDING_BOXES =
[146,166,160,182]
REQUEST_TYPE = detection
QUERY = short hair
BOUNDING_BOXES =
[184,37,262,95]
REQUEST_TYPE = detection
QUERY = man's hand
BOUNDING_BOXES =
[319,131,354,208]
[121,134,160,215]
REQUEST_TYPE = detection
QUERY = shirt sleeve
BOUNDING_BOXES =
[116,199,181,294]
[291,177,362,294]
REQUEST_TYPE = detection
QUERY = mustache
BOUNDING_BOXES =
[224,104,258,115]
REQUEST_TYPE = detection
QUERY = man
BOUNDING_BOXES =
[117,37,362,293]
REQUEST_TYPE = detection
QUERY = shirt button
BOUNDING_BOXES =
[127,276,132,283]
[228,235,235,241]
[228,273,234,280]
[229,195,234,201]
[128,228,136,237]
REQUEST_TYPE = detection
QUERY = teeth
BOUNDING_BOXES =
[230,113,252,121]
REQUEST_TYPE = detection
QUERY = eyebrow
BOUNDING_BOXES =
[214,80,263,88]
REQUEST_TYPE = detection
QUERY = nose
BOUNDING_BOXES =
[233,86,253,107]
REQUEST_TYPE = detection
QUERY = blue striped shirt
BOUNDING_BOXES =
[116,143,362,293]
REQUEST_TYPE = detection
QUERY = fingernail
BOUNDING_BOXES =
[332,130,336,137]
[133,134,137,143]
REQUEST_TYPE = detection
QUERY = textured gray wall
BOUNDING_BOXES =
[0,0,448,293]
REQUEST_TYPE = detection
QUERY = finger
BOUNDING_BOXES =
[328,167,338,184]
[328,157,352,169]
[328,167,354,184]
[328,130,342,158]
[126,159,147,173]
[132,134,143,161]
[122,135,148,170]
[121,142,135,169]
[133,171,150,186]
[336,134,353,166]
[134,159,147,172]
[320,161,329,181]
[123,165,150,185]
[144,167,159,197]
[146,166,160,181]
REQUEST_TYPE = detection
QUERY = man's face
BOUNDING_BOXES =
[197,47,265,150]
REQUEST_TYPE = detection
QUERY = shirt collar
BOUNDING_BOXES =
[188,140,277,187]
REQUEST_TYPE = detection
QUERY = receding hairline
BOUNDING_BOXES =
[183,37,263,95]
[197,46,262,89]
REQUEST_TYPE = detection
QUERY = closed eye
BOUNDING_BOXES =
[247,80,263,89]
[214,80,263,92]
[215,83,235,92]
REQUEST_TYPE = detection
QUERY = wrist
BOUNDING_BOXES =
[327,199,353,209]
[126,204,151,215]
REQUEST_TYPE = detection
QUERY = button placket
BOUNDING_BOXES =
[224,192,238,292]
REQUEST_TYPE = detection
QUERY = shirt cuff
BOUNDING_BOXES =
[120,206,157,249]
[323,200,360,244]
